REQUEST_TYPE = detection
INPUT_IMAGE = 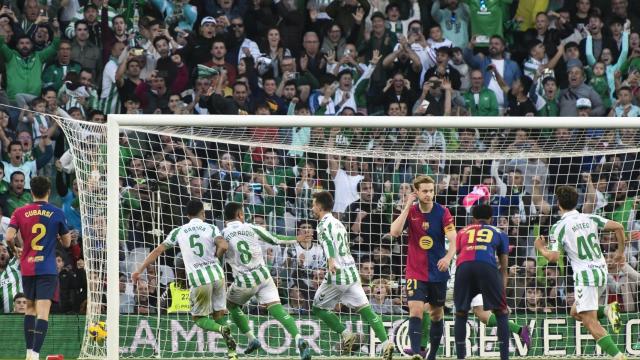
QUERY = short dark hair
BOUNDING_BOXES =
[555,185,578,211]
[472,204,493,220]
[8,141,22,152]
[153,35,170,48]
[30,176,51,198]
[75,20,89,30]
[224,201,244,221]
[13,292,26,301]
[185,199,204,217]
[312,191,334,212]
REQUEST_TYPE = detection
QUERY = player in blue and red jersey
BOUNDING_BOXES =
[391,175,457,360]
[6,176,71,360]
[454,204,510,360]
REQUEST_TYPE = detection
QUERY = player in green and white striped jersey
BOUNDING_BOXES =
[133,200,238,360]
[0,243,22,313]
[535,186,627,360]
[310,191,394,360]
[222,202,311,360]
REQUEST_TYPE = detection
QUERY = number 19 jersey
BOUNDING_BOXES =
[163,218,224,288]
[549,210,608,287]
[317,213,359,285]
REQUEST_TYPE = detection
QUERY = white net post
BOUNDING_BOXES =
[106,119,121,360]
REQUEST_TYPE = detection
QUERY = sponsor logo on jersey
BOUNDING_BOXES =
[419,236,434,250]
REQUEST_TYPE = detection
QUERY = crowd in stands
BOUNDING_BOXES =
[0,0,638,321]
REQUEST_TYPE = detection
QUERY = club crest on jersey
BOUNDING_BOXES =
[422,221,430,231]
[419,236,434,250]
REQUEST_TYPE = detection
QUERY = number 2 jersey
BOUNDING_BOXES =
[163,218,224,288]
[404,202,455,282]
[317,213,360,285]
[9,201,69,276]
[549,210,608,287]
[223,221,297,288]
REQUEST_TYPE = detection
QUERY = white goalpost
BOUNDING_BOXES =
[55,115,640,360]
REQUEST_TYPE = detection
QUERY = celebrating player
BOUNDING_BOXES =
[310,191,394,360]
[453,204,511,360]
[390,175,457,360]
[132,200,238,360]
[222,202,311,360]
[535,186,626,360]
[0,243,22,314]
[6,176,71,360]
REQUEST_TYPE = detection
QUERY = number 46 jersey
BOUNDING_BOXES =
[163,218,225,288]
[549,210,608,287]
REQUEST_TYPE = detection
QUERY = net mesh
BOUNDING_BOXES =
[56,117,640,359]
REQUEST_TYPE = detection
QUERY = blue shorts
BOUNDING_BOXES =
[22,275,59,302]
[454,262,506,312]
[406,279,447,307]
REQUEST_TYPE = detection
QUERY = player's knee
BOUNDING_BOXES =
[430,307,444,321]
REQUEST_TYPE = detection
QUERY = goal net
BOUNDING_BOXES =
[57,116,640,359]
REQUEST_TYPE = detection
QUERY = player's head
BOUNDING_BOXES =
[413,175,435,204]
[30,176,51,199]
[185,199,205,219]
[555,185,578,212]
[224,201,244,222]
[472,204,493,222]
[311,191,334,219]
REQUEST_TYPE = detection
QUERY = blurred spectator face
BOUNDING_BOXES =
[233,83,248,104]
[300,163,315,179]
[497,216,508,231]
[75,23,90,41]
[510,78,524,96]
[280,57,296,73]
[613,180,628,200]
[267,28,280,47]
[429,26,443,42]
[481,176,496,195]
[200,22,215,38]
[524,259,536,276]
[509,170,524,186]
[372,17,385,34]
[263,150,279,167]
[588,16,603,35]
[399,102,408,115]
[568,68,584,87]
[190,177,204,198]
[359,261,374,283]
[344,156,359,173]
[303,32,320,54]
[175,158,190,176]
[577,0,590,13]
[359,181,374,202]
[529,43,545,61]
[264,79,277,96]
[151,76,166,92]
[17,37,33,57]
[436,50,449,65]
[488,37,505,57]
[610,22,623,39]
[217,0,233,10]
[127,60,142,77]
[69,108,84,120]
[13,295,27,313]
[427,76,442,97]
[565,45,580,60]
[543,78,557,97]
[9,143,23,165]
[119,274,128,293]
[283,83,296,99]
[168,94,182,112]
[125,99,140,113]
[154,38,170,57]
[535,13,549,33]
[611,0,628,17]
[452,49,464,64]
[577,106,591,117]
[80,70,94,88]
[113,17,127,36]
[254,215,267,228]
[211,41,226,60]
[57,42,72,63]
[372,280,388,302]
[525,288,539,307]
[631,33,640,49]
[195,78,211,94]
[231,18,245,38]
[84,7,98,23]
[156,160,175,181]
[373,246,391,264]
[470,70,484,90]
[566,291,575,307]
[339,72,353,91]
[554,128,571,141]
[327,24,342,42]
[24,0,39,22]
[311,269,325,289]
[34,26,49,44]
[130,158,145,178]
[600,48,613,65]
[111,41,125,58]
[392,74,405,91]
[0,244,8,268]
[255,105,270,115]
[56,255,64,273]
[386,103,399,115]
[297,223,314,246]
[618,88,633,105]
[219,152,235,171]
[386,6,400,21]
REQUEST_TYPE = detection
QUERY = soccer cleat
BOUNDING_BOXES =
[382,341,394,360]
[244,338,262,354]
[607,302,622,334]
[227,350,238,360]
[340,333,358,355]
[519,325,532,348]
[220,326,237,352]
[404,348,428,358]
[613,353,627,360]
[410,355,424,360]
[297,337,312,360]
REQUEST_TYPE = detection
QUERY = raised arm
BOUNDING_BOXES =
[534,235,560,263]
[604,219,627,263]
[390,192,416,237]
[250,224,298,245]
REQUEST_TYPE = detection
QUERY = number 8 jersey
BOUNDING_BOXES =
[317,213,359,285]
[549,210,608,287]
[163,218,225,288]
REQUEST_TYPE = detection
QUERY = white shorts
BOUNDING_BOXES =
[313,281,369,310]
[228,277,281,305]
[575,285,604,313]
[190,281,226,317]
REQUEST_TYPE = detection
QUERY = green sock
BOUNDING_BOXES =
[597,335,621,357]
[421,312,431,348]
[487,314,521,334]
[268,303,299,337]
[215,315,228,326]
[195,317,222,333]
[229,304,252,334]
[598,305,606,320]
[312,306,346,334]
[358,305,388,342]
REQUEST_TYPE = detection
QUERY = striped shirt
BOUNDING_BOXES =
[223,221,297,288]
[549,210,608,287]
[0,257,22,313]
[162,219,225,288]
[317,213,360,285]
[100,58,121,114]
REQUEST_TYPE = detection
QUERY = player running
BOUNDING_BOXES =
[390,175,456,360]
[310,191,394,360]
[132,200,238,360]
[6,176,71,360]
[222,202,311,360]
[535,186,625,360]
[453,204,512,360]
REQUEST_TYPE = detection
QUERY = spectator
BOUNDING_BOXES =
[70,20,101,80]
[580,13,619,65]
[610,86,640,116]
[466,0,510,48]
[559,60,605,116]
[0,243,21,313]
[12,292,27,314]
[326,0,370,40]
[327,153,364,214]
[42,40,82,91]
[369,278,405,314]
[431,0,470,48]
[462,69,499,116]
